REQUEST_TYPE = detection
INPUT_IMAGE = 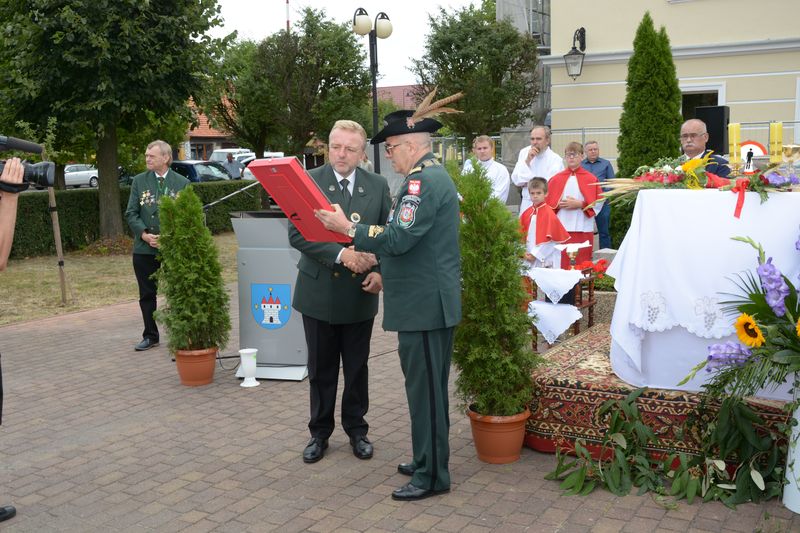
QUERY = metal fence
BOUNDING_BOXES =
[498,121,799,170]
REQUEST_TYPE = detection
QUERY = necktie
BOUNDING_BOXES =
[340,178,351,210]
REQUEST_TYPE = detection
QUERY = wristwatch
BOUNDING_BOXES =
[346,223,357,238]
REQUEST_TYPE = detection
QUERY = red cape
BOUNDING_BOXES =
[520,202,570,245]
[546,166,601,218]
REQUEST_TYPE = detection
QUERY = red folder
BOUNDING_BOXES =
[248,157,351,243]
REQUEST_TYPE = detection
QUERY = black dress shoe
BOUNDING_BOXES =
[302,437,328,463]
[0,505,16,522]
[391,482,448,501]
[134,338,159,351]
[397,462,416,476]
[350,435,373,460]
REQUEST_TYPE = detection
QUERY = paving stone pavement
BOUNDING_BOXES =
[1,286,799,532]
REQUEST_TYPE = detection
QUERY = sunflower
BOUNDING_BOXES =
[735,313,765,348]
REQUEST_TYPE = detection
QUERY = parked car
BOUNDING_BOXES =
[241,153,287,180]
[170,160,231,183]
[209,148,253,163]
[65,164,98,188]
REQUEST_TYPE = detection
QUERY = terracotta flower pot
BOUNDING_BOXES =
[467,406,531,464]
[174,347,217,386]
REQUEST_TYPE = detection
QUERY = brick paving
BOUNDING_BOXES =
[1,286,799,532]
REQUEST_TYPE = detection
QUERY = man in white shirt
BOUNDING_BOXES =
[511,125,564,216]
[462,135,510,203]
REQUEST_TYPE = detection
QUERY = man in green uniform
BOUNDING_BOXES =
[125,140,190,351]
[316,110,461,501]
[290,120,391,464]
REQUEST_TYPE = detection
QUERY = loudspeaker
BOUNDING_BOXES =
[694,105,729,155]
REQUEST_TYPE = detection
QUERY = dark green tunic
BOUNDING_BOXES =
[125,169,190,255]
[352,153,461,491]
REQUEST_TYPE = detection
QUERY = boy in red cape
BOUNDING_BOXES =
[520,177,570,268]
[546,142,600,268]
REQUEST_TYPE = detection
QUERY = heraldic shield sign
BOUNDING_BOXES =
[251,284,291,329]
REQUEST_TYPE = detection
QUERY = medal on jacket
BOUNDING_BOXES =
[350,213,361,223]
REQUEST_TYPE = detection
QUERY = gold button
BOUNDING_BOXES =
[351,273,357,278]
[334,272,340,278]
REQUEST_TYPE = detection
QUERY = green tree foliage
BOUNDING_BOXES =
[210,40,287,157]
[212,9,370,158]
[411,0,539,145]
[449,160,540,416]
[156,187,230,353]
[0,0,232,238]
[616,13,682,179]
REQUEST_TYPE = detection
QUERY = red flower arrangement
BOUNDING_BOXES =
[575,258,609,278]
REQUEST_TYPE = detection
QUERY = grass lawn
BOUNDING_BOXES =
[0,232,239,326]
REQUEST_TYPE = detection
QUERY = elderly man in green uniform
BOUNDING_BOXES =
[125,140,190,351]
[316,107,462,501]
[290,120,391,464]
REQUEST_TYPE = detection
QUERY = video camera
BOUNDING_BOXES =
[0,135,55,193]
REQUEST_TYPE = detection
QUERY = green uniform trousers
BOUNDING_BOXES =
[398,327,453,491]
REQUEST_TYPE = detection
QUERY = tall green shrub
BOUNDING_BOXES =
[616,12,682,180]
[155,187,230,353]
[449,160,540,416]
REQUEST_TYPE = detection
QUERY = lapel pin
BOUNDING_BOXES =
[357,186,364,194]
[328,185,336,192]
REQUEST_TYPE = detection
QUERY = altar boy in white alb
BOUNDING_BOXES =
[462,135,510,203]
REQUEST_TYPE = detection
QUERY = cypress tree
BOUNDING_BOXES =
[616,12,682,179]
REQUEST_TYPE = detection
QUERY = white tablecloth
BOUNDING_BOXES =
[608,189,800,398]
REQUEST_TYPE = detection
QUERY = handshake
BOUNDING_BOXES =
[341,246,377,274]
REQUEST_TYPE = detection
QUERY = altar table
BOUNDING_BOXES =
[607,189,800,399]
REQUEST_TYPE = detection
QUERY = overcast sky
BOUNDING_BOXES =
[212,0,477,86]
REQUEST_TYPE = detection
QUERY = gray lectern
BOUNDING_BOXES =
[232,210,308,381]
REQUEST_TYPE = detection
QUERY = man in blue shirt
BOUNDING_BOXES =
[581,141,615,249]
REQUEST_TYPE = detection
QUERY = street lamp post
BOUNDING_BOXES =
[353,8,392,174]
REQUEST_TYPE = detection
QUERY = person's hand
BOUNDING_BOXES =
[142,232,159,248]
[526,146,540,164]
[0,158,24,192]
[315,204,351,234]
[558,196,582,210]
[524,252,535,262]
[341,247,376,273]
[362,272,382,294]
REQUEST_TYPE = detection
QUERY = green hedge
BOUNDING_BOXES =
[10,181,265,258]
[609,200,636,251]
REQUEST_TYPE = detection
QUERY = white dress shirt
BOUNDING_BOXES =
[462,158,510,203]
[511,146,564,216]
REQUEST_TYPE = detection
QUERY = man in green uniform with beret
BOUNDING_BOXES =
[316,106,462,501]
[125,140,190,351]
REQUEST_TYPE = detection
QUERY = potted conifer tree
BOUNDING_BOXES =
[155,187,230,386]
[449,160,541,463]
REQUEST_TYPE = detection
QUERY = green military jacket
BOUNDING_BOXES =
[125,169,190,255]
[289,164,392,324]
[352,153,461,332]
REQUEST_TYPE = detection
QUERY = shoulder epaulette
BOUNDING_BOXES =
[407,158,441,176]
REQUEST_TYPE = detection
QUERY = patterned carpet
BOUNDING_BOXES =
[526,325,789,456]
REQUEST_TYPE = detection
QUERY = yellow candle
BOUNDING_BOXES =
[770,122,783,163]
[728,123,741,164]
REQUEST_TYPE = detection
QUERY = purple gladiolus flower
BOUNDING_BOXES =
[706,342,753,372]
[757,257,790,317]
[789,170,799,185]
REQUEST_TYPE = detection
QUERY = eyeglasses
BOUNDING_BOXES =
[680,132,707,141]
[384,142,405,155]
[564,152,581,158]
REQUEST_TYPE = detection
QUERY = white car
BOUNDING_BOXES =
[65,164,98,188]
[241,153,287,180]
